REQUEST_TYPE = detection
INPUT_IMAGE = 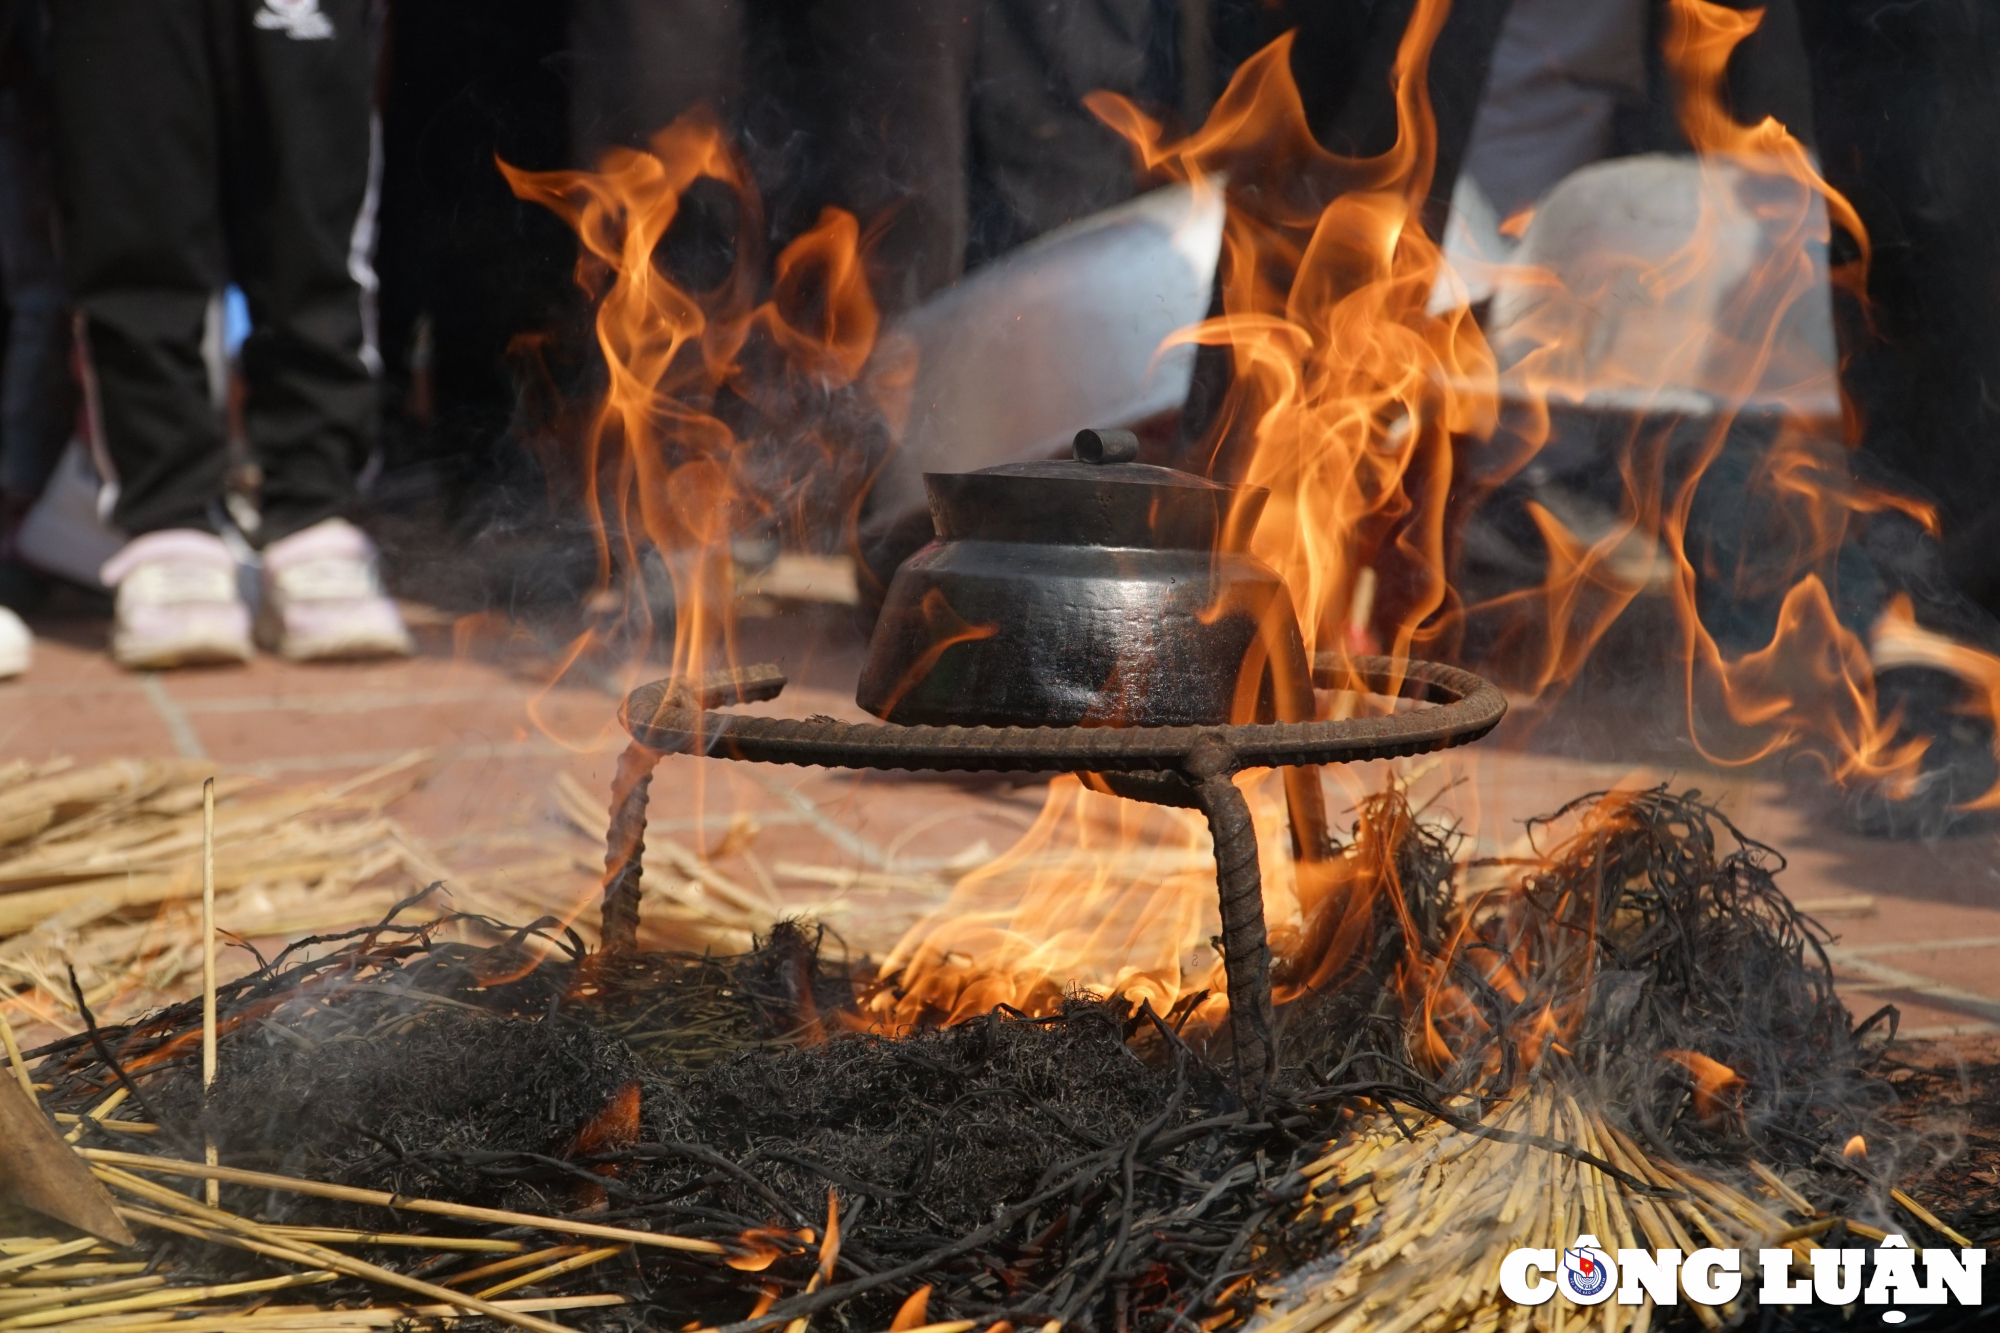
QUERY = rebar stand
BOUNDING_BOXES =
[603,656,1504,1104]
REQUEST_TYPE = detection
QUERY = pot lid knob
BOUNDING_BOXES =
[1073,427,1140,465]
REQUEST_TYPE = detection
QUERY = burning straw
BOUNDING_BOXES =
[0,783,1976,1333]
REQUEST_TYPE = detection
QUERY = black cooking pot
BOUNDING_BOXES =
[856,429,1314,728]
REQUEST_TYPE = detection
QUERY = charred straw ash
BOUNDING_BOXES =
[21,787,1976,1332]
[1435,788,1882,1174]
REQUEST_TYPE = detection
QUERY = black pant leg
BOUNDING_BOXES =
[52,0,226,535]
[1796,0,2000,618]
[224,0,377,543]
[0,36,74,509]
[967,0,1157,268]
[802,0,980,316]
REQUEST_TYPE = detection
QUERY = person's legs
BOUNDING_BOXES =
[221,0,409,659]
[51,0,227,536]
[376,0,578,502]
[802,0,980,316]
[967,0,1156,268]
[0,4,75,616]
[0,44,75,515]
[222,0,378,545]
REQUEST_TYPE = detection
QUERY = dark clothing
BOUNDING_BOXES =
[965,0,1167,270]
[52,0,378,542]
[373,0,577,497]
[1796,0,2000,619]
[0,0,69,511]
[568,0,1165,317]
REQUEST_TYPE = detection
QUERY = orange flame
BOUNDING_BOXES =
[563,1080,642,1208]
[868,777,1230,1029]
[1665,1049,1745,1121]
[889,1286,933,1332]
[1088,1,1494,672]
[864,0,1478,1032]
[506,0,2000,1043]
[501,115,881,741]
[726,1228,810,1273]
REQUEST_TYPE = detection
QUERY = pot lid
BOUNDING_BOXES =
[923,429,1269,550]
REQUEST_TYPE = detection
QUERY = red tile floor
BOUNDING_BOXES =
[6,595,2000,1048]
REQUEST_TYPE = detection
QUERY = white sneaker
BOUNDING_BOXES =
[0,606,28,678]
[101,530,253,669]
[256,518,413,662]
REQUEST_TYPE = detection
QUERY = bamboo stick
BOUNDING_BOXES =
[474,1247,624,1301]
[262,1229,524,1254]
[64,1089,131,1144]
[109,1201,575,1333]
[1495,1096,1547,1226]
[0,1276,165,1313]
[0,1242,100,1278]
[0,1263,148,1286]
[1655,1162,1781,1237]
[442,1247,585,1289]
[1890,1187,1972,1248]
[1593,1128,1719,1333]
[0,1002,31,1099]
[50,1114,157,1136]
[54,1294,627,1333]
[1,1273,335,1330]
[1747,1161,1814,1219]
[1768,1218,1837,1245]
[81,1149,727,1255]
[201,777,218,1208]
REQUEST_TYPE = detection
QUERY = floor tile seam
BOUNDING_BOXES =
[138,674,208,761]
[1832,962,2000,1024]
[1895,1021,2000,1039]
[1825,936,2000,959]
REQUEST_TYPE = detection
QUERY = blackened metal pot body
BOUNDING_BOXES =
[856,438,1310,728]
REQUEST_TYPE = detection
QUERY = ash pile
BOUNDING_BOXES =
[17,788,1993,1333]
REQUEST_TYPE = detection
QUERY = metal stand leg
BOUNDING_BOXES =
[1095,749,1286,1102]
[601,741,662,954]
[600,666,786,954]
[1281,764,1332,864]
[1185,741,1277,1105]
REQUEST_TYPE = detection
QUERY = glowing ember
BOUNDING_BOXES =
[563,1080,642,1207]
[1665,1049,1745,1122]
[725,1228,808,1274]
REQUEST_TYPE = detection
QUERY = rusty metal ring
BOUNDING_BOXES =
[620,655,1505,775]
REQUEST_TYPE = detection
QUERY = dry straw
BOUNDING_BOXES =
[0,753,611,1040]
[201,776,218,1208]
[1252,1082,1850,1333]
